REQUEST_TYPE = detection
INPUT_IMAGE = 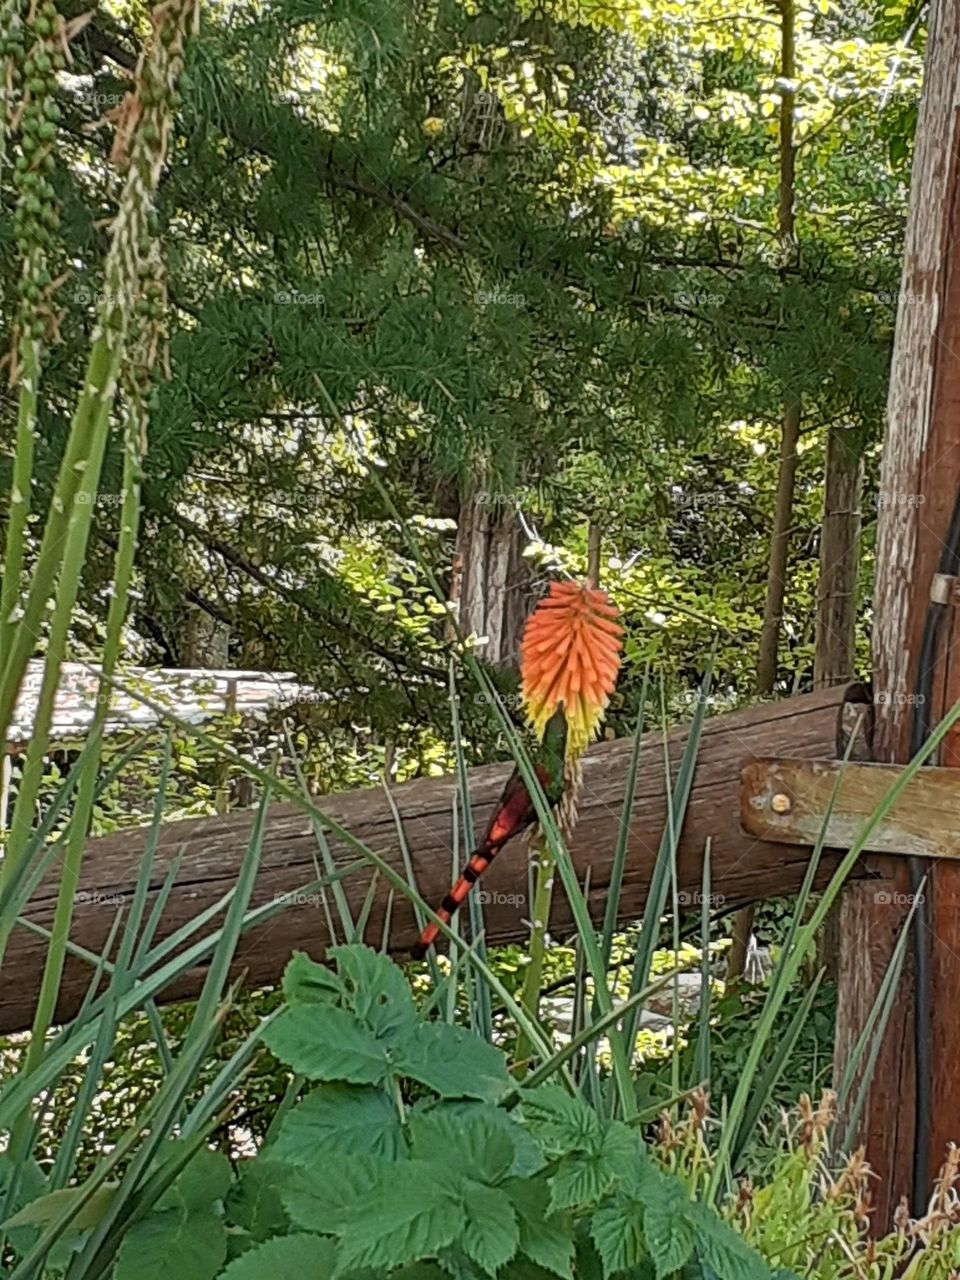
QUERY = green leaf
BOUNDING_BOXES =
[330,943,419,1041]
[506,1176,574,1279]
[262,1005,392,1084]
[220,1232,337,1279]
[226,1159,290,1241]
[114,1208,226,1280]
[460,1182,519,1275]
[644,1193,695,1280]
[399,1023,510,1101]
[439,1246,498,1280]
[3,1183,117,1231]
[590,1194,646,1277]
[157,1146,232,1213]
[501,1264,564,1280]
[548,1154,618,1214]
[416,1102,544,1179]
[282,952,343,1006]
[333,1161,466,1275]
[520,1085,603,1155]
[546,1118,639,1212]
[272,1084,405,1163]
[280,1154,385,1231]
[408,1108,517,1185]
[688,1202,774,1280]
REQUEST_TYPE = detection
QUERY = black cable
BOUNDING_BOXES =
[905,485,960,1212]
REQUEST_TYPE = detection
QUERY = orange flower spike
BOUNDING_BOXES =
[520,580,624,759]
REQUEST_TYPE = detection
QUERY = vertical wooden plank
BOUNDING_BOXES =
[842,0,960,1226]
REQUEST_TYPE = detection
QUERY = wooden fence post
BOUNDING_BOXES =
[835,0,960,1223]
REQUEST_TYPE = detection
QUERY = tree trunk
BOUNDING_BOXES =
[834,0,960,1225]
[815,427,863,689]
[814,427,864,979]
[456,485,535,668]
[179,604,229,668]
[756,0,799,698]
[734,0,799,979]
[587,521,602,584]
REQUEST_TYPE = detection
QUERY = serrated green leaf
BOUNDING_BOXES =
[460,1181,519,1275]
[521,1085,603,1156]
[3,1183,117,1231]
[689,1202,774,1280]
[440,1245,498,1280]
[591,1194,646,1277]
[501,1263,563,1280]
[226,1159,290,1241]
[416,1102,545,1179]
[281,1153,385,1231]
[506,1176,574,1279]
[408,1108,516,1185]
[548,1153,617,1214]
[114,1207,226,1280]
[644,1193,695,1280]
[262,1005,391,1084]
[333,1161,466,1275]
[157,1146,232,1214]
[400,1023,510,1101]
[545,1116,640,1212]
[282,952,343,1006]
[329,943,419,1041]
[272,1084,404,1163]
[220,1232,336,1279]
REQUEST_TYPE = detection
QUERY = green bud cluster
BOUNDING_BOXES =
[10,0,63,344]
[105,0,194,435]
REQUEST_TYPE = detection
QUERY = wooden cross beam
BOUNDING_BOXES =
[0,683,869,1035]
[741,759,960,861]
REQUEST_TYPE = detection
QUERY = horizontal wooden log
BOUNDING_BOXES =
[741,759,960,859]
[0,683,873,1032]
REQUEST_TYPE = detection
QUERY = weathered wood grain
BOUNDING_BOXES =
[741,759,960,859]
[841,0,960,1224]
[0,684,869,1033]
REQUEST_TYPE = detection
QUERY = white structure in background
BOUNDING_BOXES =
[5,662,315,749]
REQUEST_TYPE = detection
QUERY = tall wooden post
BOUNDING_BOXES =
[835,0,960,1224]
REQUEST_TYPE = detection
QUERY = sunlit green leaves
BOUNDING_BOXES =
[272,1084,405,1163]
[263,949,510,1101]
